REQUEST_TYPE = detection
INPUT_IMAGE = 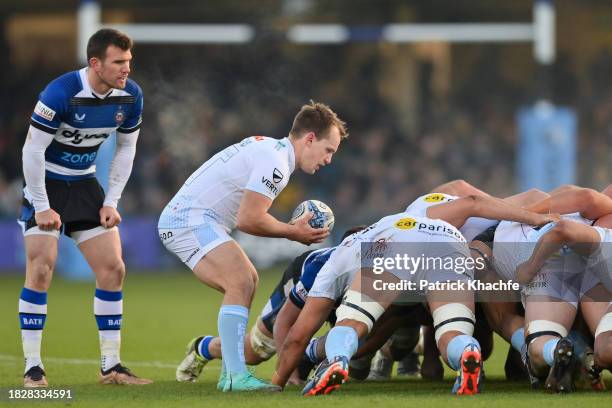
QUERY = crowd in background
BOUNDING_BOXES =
[2,39,612,237]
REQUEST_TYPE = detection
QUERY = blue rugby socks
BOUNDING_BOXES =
[325,326,358,361]
[218,305,249,376]
[19,287,47,373]
[446,335,481,371]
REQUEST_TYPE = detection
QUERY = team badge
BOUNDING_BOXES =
[115,111,125,124]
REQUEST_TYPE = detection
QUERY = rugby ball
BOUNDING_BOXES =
[290,200,335,230]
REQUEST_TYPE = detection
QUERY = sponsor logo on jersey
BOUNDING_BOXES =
[61,128,110,145]
[74,113,86,122]
[424,193,451,203]
[254,136,265,141]
[261,177,279,195]
[61,151,97,164]
[395,217,417,230]
[362,238,389,259]
[273,168,284,183]
[396,217,464,240]
[34,101,56,121]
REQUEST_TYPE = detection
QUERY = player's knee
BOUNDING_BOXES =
[594,337,612,368]
[336,289,385,337]
[97,258,126,289]
[226,274,256,299]
[594,313,612,368]
[577,188,599,209]
[247,323,275,362]
[432,303,475,344]
[449,179,470,194]
[27,252,56,289]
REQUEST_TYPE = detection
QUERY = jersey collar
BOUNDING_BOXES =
[283,137,296,173]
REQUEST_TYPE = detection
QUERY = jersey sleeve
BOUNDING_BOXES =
[30,81,67,134]
[118,84,143,133]
[289,251,328,308]
[244,148,290,201]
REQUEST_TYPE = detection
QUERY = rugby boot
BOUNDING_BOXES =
[397,351,421,377]
[24,366,48,388]
[99,364,153,385]
[302,356,349,396]
[176,337,208,382]
[348,353,373,381]
[452,345,482,395]
[366,350,393,381]
[222,371,281,392]
[544,337,577,393]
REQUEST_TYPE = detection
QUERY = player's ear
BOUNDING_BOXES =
[305,132,315,145]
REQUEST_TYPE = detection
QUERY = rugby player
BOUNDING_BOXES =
[158,102,347,391]
[272,193,555,395]
[175,227,364,386]
[18,29,150,387]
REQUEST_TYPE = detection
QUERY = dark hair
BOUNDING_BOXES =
[341,225,367,241]
[87,28,133,62]
[290,100,348,140]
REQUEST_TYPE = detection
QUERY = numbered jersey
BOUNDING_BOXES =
[158,136,295,231]
[30,67,143,181]
[405,193,498,241]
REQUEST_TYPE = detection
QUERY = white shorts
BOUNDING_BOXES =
[158,222,233,270]
[494,221,588,307]
[586,227,612,293]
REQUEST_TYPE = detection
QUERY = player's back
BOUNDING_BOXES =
[405,193,497,241]
[159,136,295,231]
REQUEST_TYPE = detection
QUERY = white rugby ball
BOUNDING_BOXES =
[290,200,335,230]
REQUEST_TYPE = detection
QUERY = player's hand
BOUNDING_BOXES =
[289,214,330,245]
[516,261,538,285]
[35,209,61,231]
[99,206,122,228]
[530,212,561,226]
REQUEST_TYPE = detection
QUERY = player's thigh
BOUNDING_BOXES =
[79,227,123,275]
[24,234,59,289]
[524,297,576,332]
[193,240,257,293]
[581,284,612,335]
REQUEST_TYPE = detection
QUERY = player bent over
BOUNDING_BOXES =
[272,194,555,395]
[158,102,347,392]
[18,29,150,386]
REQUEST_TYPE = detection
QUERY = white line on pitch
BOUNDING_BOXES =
[0,354,221,369]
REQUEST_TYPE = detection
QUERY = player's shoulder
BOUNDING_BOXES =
[123,78,143,97]
[42,70,82,100]
[249,136,291,162]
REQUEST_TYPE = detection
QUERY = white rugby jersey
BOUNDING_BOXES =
[158,136,295,231]
[30,67,143,180]
[493,213,592,281]
[405,193,497,241]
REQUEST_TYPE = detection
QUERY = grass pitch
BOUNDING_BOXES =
[0,270,611,407]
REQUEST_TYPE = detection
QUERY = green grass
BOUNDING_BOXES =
[1,270,611,407]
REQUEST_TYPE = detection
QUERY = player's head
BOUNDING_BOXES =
[340,225,367,241]
[289,101,348,174]
[87,28,133,90]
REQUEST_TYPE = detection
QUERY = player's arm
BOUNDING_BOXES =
[22,126,61,230]
[272,299,303,360]
[516,220,601,284]
[430,179,491,197]
[99,129,139,228]
[237,191,329,244]
[272,297,335,388]
[426,195,558,229]
[524,188,612,220]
